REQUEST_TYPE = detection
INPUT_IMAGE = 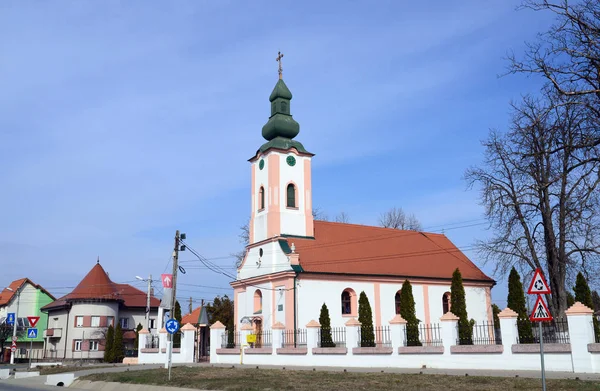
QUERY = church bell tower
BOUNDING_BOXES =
[248,53,315,244]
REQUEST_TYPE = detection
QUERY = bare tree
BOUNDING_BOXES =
[507,0,600,117]
[312,207,330,221]
[232,218,250,267]
[335,212,350,223]
[465,90,600,317]
[378,207,422,231]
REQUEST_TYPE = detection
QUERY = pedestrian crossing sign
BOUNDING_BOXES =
[530,295,553,322]
[26,328,38,339]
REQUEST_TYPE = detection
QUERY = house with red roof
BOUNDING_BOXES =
[182,305,210,360]
[232,75,496,339]
[0,279,55,362]
[41,261,160,360]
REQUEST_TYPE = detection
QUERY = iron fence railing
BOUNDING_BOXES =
[145,334,159,349]
[253,330,272,348]
[517,318,570,344]
[357,325,392,348]
[404,323,443,347]
[221,330,241,348]
[282,329,307,348]
[457,321,501,345]
[318,327,346,348]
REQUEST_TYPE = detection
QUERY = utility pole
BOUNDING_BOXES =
[145,274,152,330]
[10,286,22,365]
[189,297,193,314]
[166,230,181,380]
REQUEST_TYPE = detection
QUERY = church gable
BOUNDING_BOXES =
[237,238,293,280]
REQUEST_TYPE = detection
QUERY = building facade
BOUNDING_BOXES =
[41,261,160,360]
[0,279,55,361]
[233,73,495,336]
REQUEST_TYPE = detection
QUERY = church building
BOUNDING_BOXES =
[233,62,495,335]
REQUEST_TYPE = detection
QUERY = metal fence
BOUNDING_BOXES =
[253,330,272,348]
[517,318,570,344]
[357,326,392,348]
[404,323,443,347]
[594,321,600,344]
[145,334,159,349]
[318,327,346,348]
[220,330,241,348]
[282,329,307,348]
[457,321,501,345]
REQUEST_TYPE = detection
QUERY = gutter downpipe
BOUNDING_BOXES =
[293,273,298,347]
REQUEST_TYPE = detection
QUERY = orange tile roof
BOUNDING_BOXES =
[289,221,493,283]
[0,278,56,306]
[41,262,160,311]
[182,305,203,325]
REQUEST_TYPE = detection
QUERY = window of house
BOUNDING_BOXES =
[107,316,114,327]
[253,290,263,314]
[259,186,265,210]
[286,184,296,208]
[91,316,100,327]
[395,291,402,315]
[74,340,82,351]
[149,319,156,329]
[89,340,99,351]
[342,291,352,315]
[76,316,83,328]
[119,318,129,329]
[442,292,451,314]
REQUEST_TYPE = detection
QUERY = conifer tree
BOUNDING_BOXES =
[593,291,600,312]
[103,324,115,363]
[451,268,473,344]
[491,304,501,327]
[134,323,143,350]
[506,267,534,343]
[399,280,421,346]
[226,320,235,348]
[318,303,335,347]
[113,323,125,363]
[574,272,600,341]
[358,291,375,347]
[567,292,575,308]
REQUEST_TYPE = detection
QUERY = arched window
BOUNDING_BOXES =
[254,290,263,314]
[287,184,296,208]
[259,186,265,210]
[341,288,357,316]
[442,292,451,314]
[395,291,402,315]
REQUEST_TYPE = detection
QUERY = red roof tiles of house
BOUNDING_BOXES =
[289,221,494,283]
[0,278,56,306]
[41,262,160,311]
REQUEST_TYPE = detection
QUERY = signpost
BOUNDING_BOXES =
[165,319,180,381]
[26,317,40,368]
[527,268,552,391]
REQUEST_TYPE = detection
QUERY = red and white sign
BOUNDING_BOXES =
[10,340,16,352]
[27,316,40,328]
[12,336,17,342]
[161,274,173,289]
[530,295,553,322]
[527,268,551,295]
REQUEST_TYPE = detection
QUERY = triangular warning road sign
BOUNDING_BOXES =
[27,316,40,328]
[527,268,551,295]
[530,295,553,322]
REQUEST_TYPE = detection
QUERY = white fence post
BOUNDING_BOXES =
[440,312,459,355]
[209,321,226,363]
[180,323,196,363]
[389,314,407,351]
[138,328,149,350]
[272,322,285,352]
[345,318,361,355]
[306,320,320,356]
[566,302,595,373]
[498,307,518,354]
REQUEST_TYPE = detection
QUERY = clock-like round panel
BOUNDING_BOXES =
[286,155,296,167]
[259,159,265,170]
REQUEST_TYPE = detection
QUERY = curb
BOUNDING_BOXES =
[71,380,216,390]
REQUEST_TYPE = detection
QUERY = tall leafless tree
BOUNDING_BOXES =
[378,207,422,231]
[312,207,330,221]
[335,211,350,223]
[465,90,600,317]
[232,218,250,267]
[507,0,600,118]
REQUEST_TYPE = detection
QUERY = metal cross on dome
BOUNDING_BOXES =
[276,51,284,79]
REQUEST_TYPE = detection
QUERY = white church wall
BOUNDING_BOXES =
[274,285,286,324]
[253,153,270,243]
[465,286,491,324]
[239,282,275,327]
[279,153,308,237]
[236,291,247,326]
[238,240,291,280]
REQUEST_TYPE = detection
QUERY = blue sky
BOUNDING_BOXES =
[1,1,554,311]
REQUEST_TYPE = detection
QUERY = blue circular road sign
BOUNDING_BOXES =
[165,318,180,334]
